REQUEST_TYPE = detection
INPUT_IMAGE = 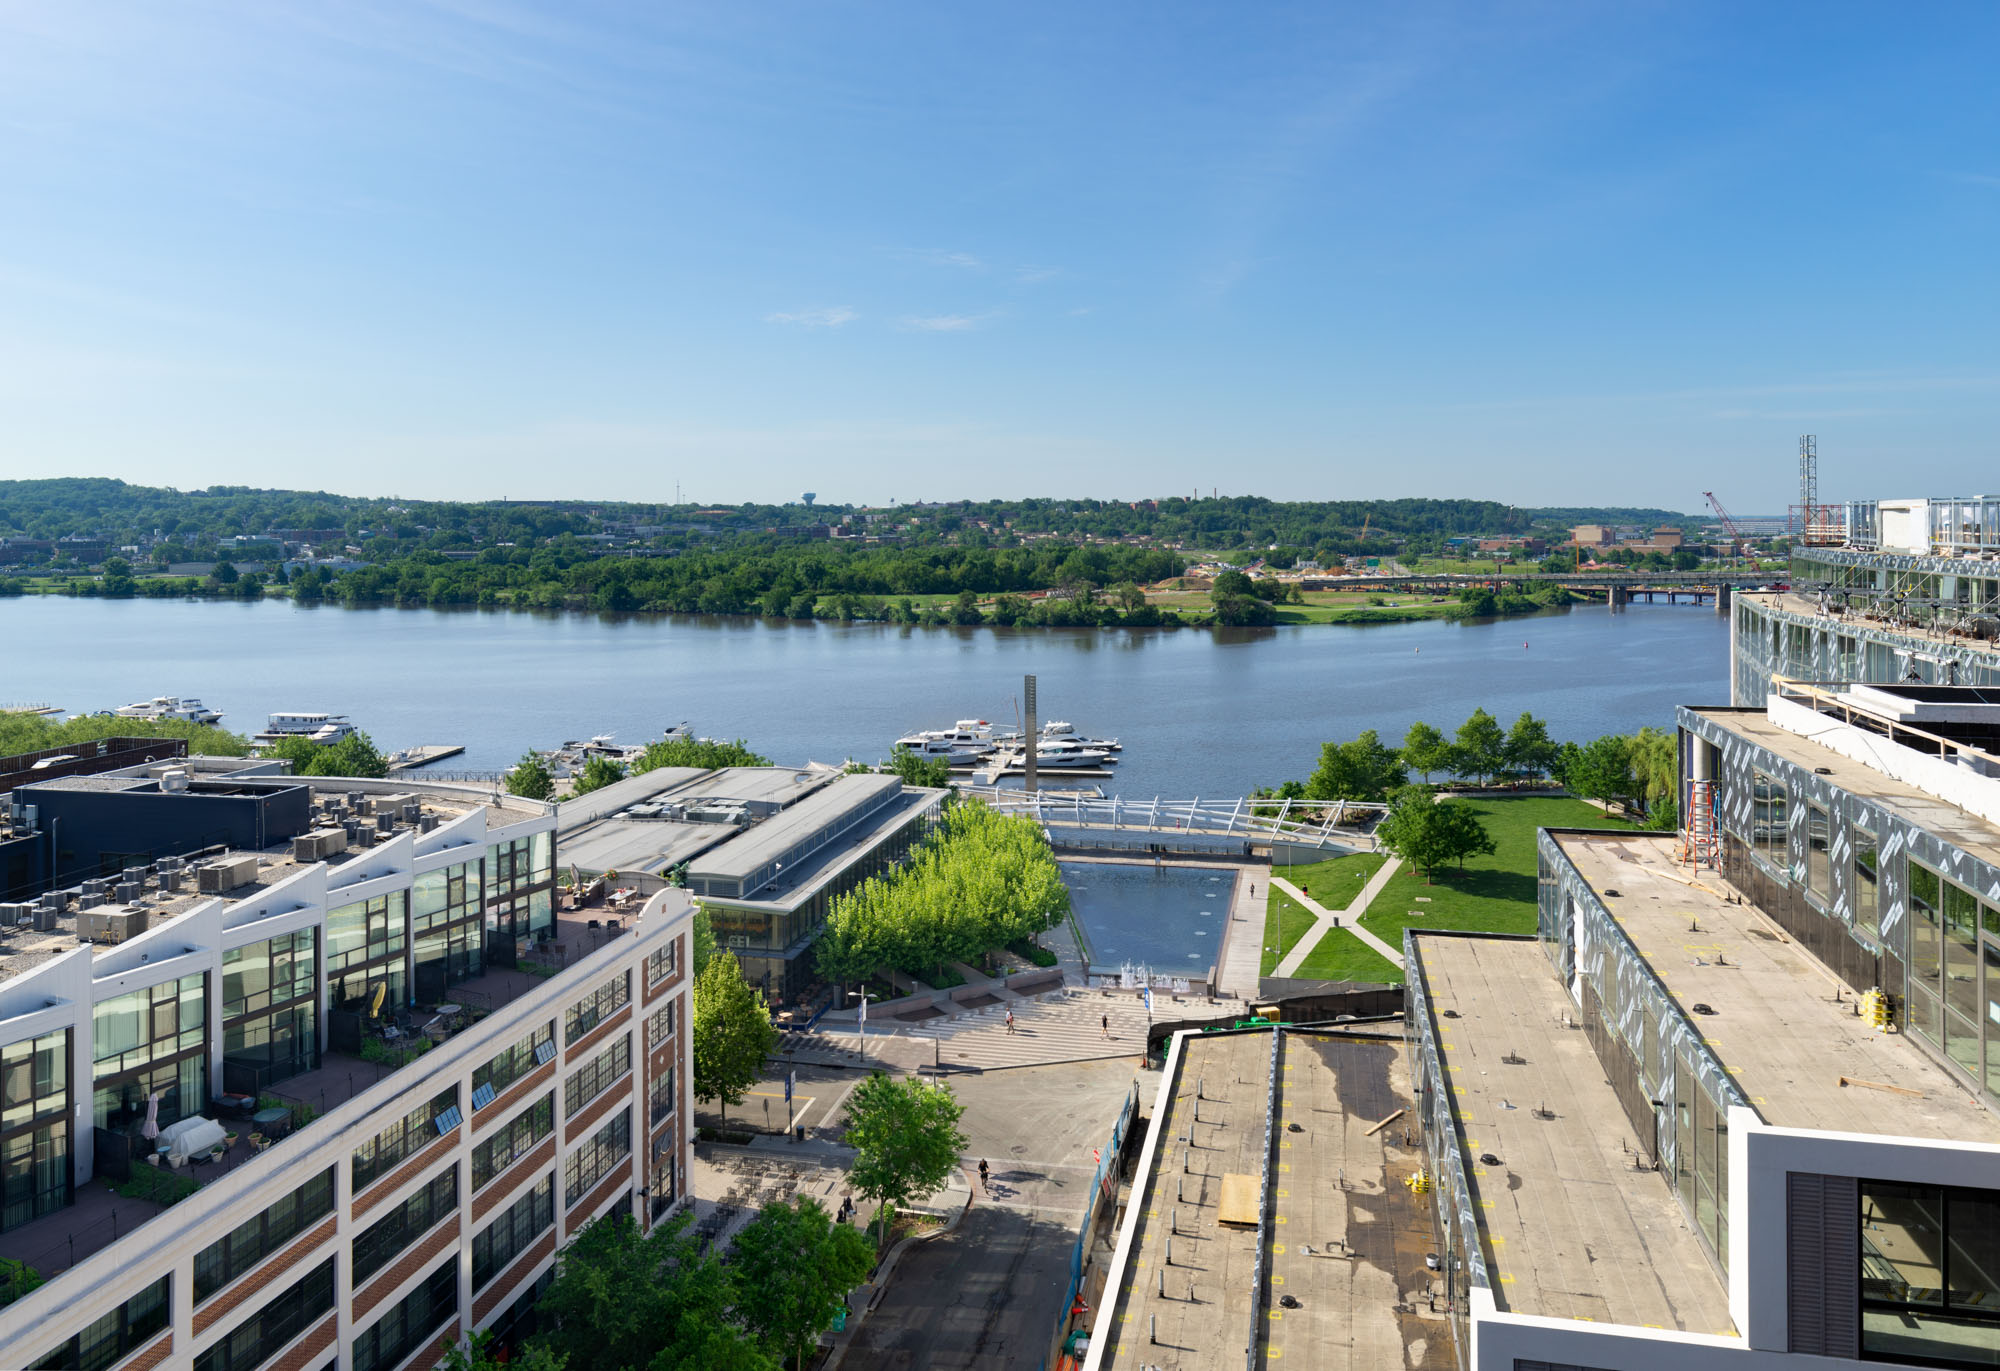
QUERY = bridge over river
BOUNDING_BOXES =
[1304,568,1777,610]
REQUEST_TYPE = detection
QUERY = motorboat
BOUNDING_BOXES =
[998,719,1120,752]
[252,712,357,748]
[111,696,224,726]
[1001,740,1116,770]
[893,720,998,754]
[905,736,996,767]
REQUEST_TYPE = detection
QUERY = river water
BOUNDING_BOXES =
[0,597,1728,796]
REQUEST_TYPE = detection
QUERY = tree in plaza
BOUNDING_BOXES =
[1566,733,1637,811]
[570,754,626,796]
[504,751,555,801]
[532,1212,776,1371]
[1400,721,1454,783]
[844,1073,970,1246]
[693,952,779,1121]
[1305,729,1407,802]
[731,1196,876,1370]
[885,744,954,789]
[1450,708,1508,786]
[1503,712,1559,783]
[1432,800,1498,872]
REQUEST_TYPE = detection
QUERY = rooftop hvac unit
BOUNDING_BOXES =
[375,813,394,834]
[346,792,366,810]
[0,903,28,927]
[370,793,415,817]
[198,855,261,893]
[401,802,420,823]
[114,882,141,904]
[158,769,189,793]
[418,813,438,833]
[39,891,63,911]
[122,866,149,885]
[86,908,149,944]
[77,891,104,911]
[32,905,58,931]
[19,805,36,830]
[160,872,182,893]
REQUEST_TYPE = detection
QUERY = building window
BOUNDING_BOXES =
[353,1259,456,1371]
[472,1094,554,1192]
[91,974,207,1144]
[648,1003,675,1047]
[472,1175,555,1291]
[565,1034,631,1119]
[31,1276,169,1371]
[565,1109,632,1207]
[1751,769,1788,875]
[1855,829,1880,944]
[352,1086,458,1192]
[353,1168,457,1286]
[193,1169,335,1302]
[414,861,484,997]
[193,1259,334,1371]
[649,1065,676,1125]
[1,1029,70,1231]
[327,892,409,1014]
[565,973,630,1044]
[471,1023,555,1109]
[647,939,678,986]
[1806,802,1831,903]
[1861,1180,2000,1366]
[222,929,320,1092]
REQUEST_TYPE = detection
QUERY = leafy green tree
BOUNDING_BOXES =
[1431,800,1498,872]
[1305,730,1407,802]
[632,737,771,772]
[1503,712,1559,782]
[693,951,778,1120]
[505,752,555,800]
[533,1212,776,1371]
[1376,787,1489,881]
[691,905,717,978]
[1451,708,1508,786]
[844,1073,969,1245]
[571,754,626,795]
[885,744,953,789]
[1566,733,1636,810]
[1399,722,1454,782]
[267,729,390,778]
[1210,593,1277,626]
[440,1330,566,1371]
[1210,570,1254,598]
[731,1196,875,1369]
[0,1258,43,1309]
[950,589,984,625]
[1628,726,1678,817]
[209,560,239,585]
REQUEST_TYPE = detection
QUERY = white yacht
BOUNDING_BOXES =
[1003,739,1117,770]
[111,696,225,726]
[252,712,357,748]
[999,720,1121,752]
[905,736,996,767]
[893,720,998,754]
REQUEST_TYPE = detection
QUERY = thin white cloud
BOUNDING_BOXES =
[1014,265,1060,284]
[899,311,993,332]
[765,307,857,327]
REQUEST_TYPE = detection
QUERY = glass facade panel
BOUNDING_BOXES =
[471,1023,555,1106]
[354,1169,456,1285]
[1863,1180,2000,1366]
[565,1034,631,1119]
[565,1109,631,1206]
[565,973,630,1044]
[352,1087,457,1191]
[194,1169,334,1302]
[1944,881,1983,1021]
[0,1029,69,1233]
[31,1277,169,1371]
[353,1259,456,1371]
[1752,769,1788,873]
[192,1259,334,1371]
[222,929,319,1091]
[472,1094,554,1192]
[1806,802,1831,903]
[92,975,207,1141]
[1855,830,1881,944]
[472,1175,554,1290]
[1986,941,2000,1101]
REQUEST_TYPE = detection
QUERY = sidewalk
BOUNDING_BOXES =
[1270,861,1406,975]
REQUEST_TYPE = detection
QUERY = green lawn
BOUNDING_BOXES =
[1258,850,1387,975]
[1272,851,1386,910]
[1358,796,1639,949]
[1259,891,1319,976]
[1292,928,1405,984]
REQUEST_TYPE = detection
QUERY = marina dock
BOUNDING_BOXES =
[962,749,1117,784]
[387,744,466,772]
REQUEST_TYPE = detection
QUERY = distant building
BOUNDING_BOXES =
[1571,524,1614,546]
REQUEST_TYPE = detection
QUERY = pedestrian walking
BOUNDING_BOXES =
[978,1159,990,1192]
[1101,1013,1110,1040]
[1005,1009,1015,1034]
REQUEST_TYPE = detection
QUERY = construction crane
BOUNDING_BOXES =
[1704,492,1748,560]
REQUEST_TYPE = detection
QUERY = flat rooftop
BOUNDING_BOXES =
[1556,829,2000,1143]
[688,773,903,883]
[1413,934,1736,1333]
[1098,1028,1450,1370]
[554,766,846,876]
[0,779,530,985]
[698,787,943,914]
[1688,706,2000,873]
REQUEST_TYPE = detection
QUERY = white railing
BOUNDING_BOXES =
[962,789,1381,847]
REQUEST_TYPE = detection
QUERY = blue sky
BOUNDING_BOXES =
[2,3,1995,511]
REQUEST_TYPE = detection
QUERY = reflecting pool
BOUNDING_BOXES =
[1061,860,1236,976]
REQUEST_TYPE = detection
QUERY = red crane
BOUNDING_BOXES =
[1704,491,1748,557]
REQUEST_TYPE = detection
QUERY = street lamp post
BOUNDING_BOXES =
[849,988,873,1063]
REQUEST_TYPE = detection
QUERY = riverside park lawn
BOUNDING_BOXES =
[1259,796,1640,985]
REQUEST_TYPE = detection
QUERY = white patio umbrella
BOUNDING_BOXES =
[141,1091,162,1141]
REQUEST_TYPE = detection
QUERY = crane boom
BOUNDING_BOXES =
[1704,491,1746,541]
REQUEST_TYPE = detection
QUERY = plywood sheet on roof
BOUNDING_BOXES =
[1217,1172,1260,1226]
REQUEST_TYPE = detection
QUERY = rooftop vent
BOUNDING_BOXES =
[198,855,261,894]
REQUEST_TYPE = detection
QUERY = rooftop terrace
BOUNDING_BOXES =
[1556,829,2000,1142]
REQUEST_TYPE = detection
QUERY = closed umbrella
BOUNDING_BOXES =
[141,1091,162,1142]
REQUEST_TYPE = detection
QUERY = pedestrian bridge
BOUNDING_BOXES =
[964,790,1381,855]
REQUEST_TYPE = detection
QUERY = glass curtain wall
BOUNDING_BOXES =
[92,974,206,1141]
[328,892,409,1016]
[1,1030,70,1231]
[1861,1180,2000,1365]
[222,930,319,1092]
[414,861,483,1002]
[486,833,555,945]
[1906,860,2000,1108]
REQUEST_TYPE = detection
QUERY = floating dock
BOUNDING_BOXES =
[962,749,1118,785]
[387,744,466,772]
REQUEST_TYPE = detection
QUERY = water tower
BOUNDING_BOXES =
[800,492,817,507]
